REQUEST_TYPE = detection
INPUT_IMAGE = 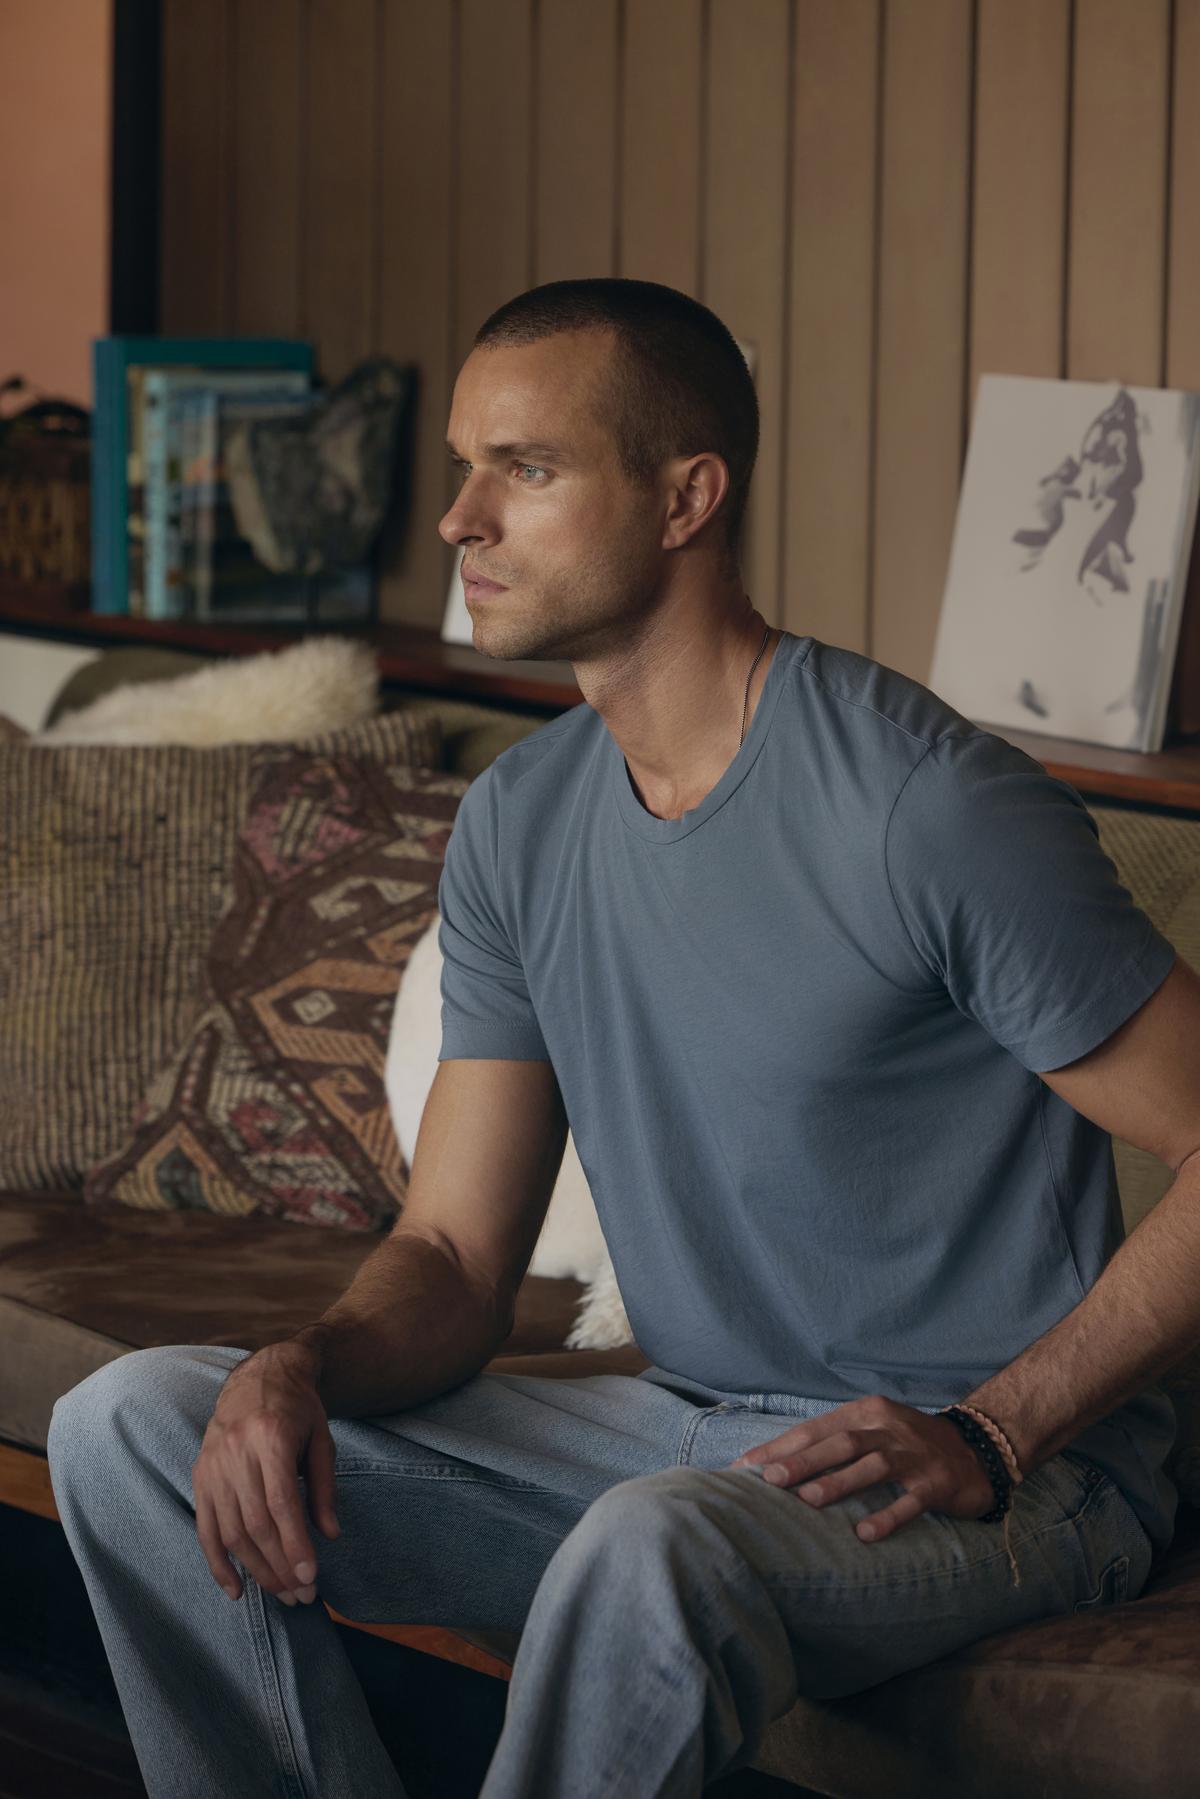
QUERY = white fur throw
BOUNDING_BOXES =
[385,914,635,1350]
[34,637,379,747]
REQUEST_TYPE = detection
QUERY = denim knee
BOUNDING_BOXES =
[556,1466,737,1576]
[47,1344,250,1483]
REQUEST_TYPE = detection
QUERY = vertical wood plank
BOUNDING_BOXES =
[1166,0,1200,388]
[1066,0,1170,383]
[455,0,534,374]
[870,0,973,683]
[535,0,619,284]
[160,0,232,333]
[703,0,790,619]
[970,0,1070,400]
[1166,0,1200,735]
[229,0,303,337]
[620,0,704,290]
[303,0,379,382]
[781,0,880,651]
[376,0,456,628]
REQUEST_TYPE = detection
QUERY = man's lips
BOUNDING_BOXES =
[462,569,508,593]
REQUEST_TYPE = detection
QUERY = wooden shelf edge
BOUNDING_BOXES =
[0,1441,58,1520]
[0,586,582,712]
[6,586,1200,806]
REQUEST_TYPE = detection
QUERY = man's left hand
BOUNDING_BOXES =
[726,1395,997,1543]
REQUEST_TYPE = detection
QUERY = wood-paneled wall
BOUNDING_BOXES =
[161,0,1200,692]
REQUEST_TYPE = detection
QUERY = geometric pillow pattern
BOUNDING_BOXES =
[0,707,439,1196]
[84,737,470,1231]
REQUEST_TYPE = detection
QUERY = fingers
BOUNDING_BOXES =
[242,1461,319,1594]
[743,1427,867,1484]
[768,1446,892,1505]
[856,1488,928,1542]
[204,1467,318,1611]
[303,1426,341,1540]
[196,1490,242,1601]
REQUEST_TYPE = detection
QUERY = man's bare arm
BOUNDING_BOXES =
[230,1055,571,1418]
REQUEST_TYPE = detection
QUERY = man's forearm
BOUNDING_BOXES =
[233,1231,514,1418]
[963,1150,1200,1473]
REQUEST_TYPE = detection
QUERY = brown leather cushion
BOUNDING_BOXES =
[747,1517,1200,1798]
[0,1192,585,1452]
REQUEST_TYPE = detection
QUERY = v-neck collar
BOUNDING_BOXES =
[610,629,803,844]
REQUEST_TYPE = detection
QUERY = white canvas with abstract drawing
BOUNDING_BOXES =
[930,374,1200,753]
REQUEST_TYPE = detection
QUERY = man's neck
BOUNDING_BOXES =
[571,597,781,823]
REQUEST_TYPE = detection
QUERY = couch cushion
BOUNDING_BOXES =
[748,1520,1200,1798]
[0,710,441,1195]
[42,646,214,730]
[0,1192,584,1451]
[83,744,469,1230]
[392,694,560,780]
[40,643,555,779]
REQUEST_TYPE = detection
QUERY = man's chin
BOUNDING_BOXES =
[469,614,561,664]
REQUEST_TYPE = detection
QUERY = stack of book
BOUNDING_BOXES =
[93,337,373,622]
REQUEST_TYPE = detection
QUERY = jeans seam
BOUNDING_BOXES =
[677,1403,725,1466]
[244,1568,310,1799]
[333,1465,549,1492]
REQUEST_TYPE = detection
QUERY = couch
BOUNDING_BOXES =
[2,639,1199,1798]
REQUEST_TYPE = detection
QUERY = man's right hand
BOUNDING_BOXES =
[192,1343,341,1605]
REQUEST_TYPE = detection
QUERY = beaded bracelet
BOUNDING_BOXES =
[939,1405,1014,1523]
[957,1402,1023,1489]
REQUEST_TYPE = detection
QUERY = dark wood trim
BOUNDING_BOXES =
[109,0,162,334]
[996,725,1200,814]
[0,1442,58,1521]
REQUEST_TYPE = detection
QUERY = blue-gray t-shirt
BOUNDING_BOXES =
[436,631,1180,1552]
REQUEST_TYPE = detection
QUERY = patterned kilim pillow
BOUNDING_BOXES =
[83,739,472,1230]
[0,709,440,1194]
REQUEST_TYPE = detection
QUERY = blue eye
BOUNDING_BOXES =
[517,463,547,482]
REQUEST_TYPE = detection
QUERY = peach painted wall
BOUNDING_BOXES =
[0,0,113,407]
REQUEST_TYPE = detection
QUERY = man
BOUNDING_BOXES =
[48,279,1200,1798]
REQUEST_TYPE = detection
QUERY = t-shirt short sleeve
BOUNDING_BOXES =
[437,769,551,1062]
[884,730,1176,1072]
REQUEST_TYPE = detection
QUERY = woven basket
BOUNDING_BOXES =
[0,426,91,599]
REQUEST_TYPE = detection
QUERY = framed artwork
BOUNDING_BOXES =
[930,374,1200,752]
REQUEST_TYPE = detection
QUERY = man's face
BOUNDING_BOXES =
[438,330,667,662]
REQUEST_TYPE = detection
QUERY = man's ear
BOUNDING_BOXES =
[660,452,730,552]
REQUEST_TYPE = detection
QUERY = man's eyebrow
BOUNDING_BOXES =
[445,440,574,465]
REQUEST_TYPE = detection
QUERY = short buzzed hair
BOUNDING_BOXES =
[474,278,759,580]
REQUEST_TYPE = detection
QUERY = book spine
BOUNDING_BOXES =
[91,342,121,613]
[194,391,220,621]
[160,385,190,618]
[142,373,170,618]
[125,367,145,616]
[89,339,315,614]
[177,390,202,620]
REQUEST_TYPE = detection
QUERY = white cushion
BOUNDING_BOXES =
[385,915,633,1348]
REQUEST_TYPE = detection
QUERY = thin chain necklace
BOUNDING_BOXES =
[739,621,773,747]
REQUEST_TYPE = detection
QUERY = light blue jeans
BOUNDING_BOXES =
[46,1344,1152,1798]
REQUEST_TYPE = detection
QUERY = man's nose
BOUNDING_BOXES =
[438,479,496,547]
